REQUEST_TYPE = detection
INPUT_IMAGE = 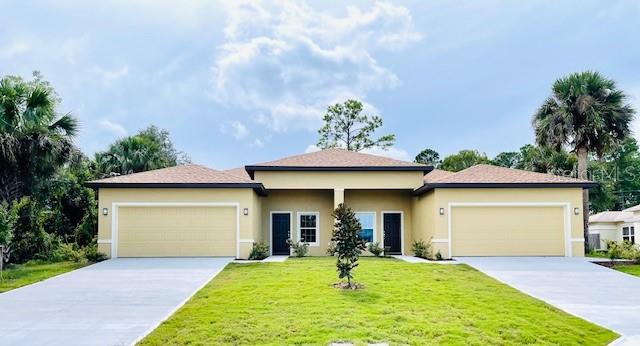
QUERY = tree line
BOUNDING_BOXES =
[0,72,189,264]
[0,69,635,262]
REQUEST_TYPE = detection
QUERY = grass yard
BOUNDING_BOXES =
[141,257,616,346]
[614,264,640,277]
[0,260,87,293]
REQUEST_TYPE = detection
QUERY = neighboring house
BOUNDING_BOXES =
[86,149,595,259]
[589,206,639,249]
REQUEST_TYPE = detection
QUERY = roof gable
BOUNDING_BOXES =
[86,164,265,195]
[415,164,596,195]
[245,148,431,177]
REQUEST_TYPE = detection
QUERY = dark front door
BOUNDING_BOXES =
[272,213,291,255]
[383,213,402,255]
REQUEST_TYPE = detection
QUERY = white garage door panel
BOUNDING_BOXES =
[451,206,566,256]
[117,206,236,257]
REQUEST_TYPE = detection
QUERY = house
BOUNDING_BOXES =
[86,149,595,259]
[589,205,639,249]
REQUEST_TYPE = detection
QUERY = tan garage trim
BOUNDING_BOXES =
[111,202,240,258]
[447,202,572,257]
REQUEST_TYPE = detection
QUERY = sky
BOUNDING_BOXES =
[1,0,640,169]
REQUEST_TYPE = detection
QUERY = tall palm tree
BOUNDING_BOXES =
[0,73,79,203]
[533,71,635,251]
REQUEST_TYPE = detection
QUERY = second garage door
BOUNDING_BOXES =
[116,205,236,257]
[451,206,566,256]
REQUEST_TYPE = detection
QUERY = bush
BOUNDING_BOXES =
[287,239,309,257]
[367,241,384,257]
[10,197,57,263]
[412,239,432,259]
[249,242,269,260]
[83,242,108,262]
[0,202,12,246]
[74,210,97,247]
[326,241,337,256]
[606,240,640,262]
[435,250,443,261]
[52,243,84,262]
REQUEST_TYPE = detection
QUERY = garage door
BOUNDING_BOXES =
[116,206,236,257]
[451,206,566,256]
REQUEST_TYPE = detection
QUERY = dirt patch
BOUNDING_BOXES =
[332,282,365,290]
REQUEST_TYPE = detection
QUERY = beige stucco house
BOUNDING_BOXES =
[589,205,639,249]
[87,149,595,259]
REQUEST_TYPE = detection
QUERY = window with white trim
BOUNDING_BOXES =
[355,212,375,243]
[298,212,319,245]
[623,226,635,244]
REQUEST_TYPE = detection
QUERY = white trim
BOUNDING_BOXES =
[97,239,112,244]
[571,238,585,242]
[269,211,292,256]
[447,202,572,257]
[111,202,240,259]
[431,238,449,243]
[239,239,255,243]
[354,211,376,243]
[381,211,404,255]
[297,211,320,246]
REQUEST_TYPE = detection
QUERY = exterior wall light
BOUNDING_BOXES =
[574,208,580,215]
[102,208,109,216]
[243,208,249,216]
[439,208,445,215]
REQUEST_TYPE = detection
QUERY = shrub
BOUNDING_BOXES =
[412,239,432,259]
[83,242,108,262]
[10,197,57,263]
[435,250,443,261]
[0,202,12,246]
[74,209,97,247]
[606,240,640,262]
[331,203,366,288]
[53,243,84,262]
[248,242,270,260]
[287,239,309,257]
[367,241,384,257]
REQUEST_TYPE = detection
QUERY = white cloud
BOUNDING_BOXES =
[212,1,421,133]
[98,119,127,137]
[60,36,88,64]
[1,40,30,58]
[361,146,412,161]
[252,138,265,148]
[93,64,129,86]
[220,120,249,140]
[305,144,321,153]
[627,87,640,141]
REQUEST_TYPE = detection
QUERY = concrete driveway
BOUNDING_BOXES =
[0,258,231,346]
[457,257,640,343]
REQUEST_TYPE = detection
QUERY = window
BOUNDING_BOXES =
[298,212,319,245]
[355,212,375,243]
[623,226,635,244]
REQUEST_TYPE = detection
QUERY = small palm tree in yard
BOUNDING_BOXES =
[533,71,636,251]
[331,203,366,289]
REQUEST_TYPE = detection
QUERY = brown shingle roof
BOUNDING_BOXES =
[415,164,596,194]
[223,167,252,180]
[431,164,592,184]
[250,148,425,167]
[87,164,257,185]
[423,169,455,183]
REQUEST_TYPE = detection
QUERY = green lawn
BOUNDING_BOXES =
[614,264,640,277]
[141,257,616,346]
[0,260,87,293]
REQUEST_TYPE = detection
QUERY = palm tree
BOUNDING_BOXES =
[0,73,79,203]
[533,71,635,251]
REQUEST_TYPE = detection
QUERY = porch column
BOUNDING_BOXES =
[333,188,344,209]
